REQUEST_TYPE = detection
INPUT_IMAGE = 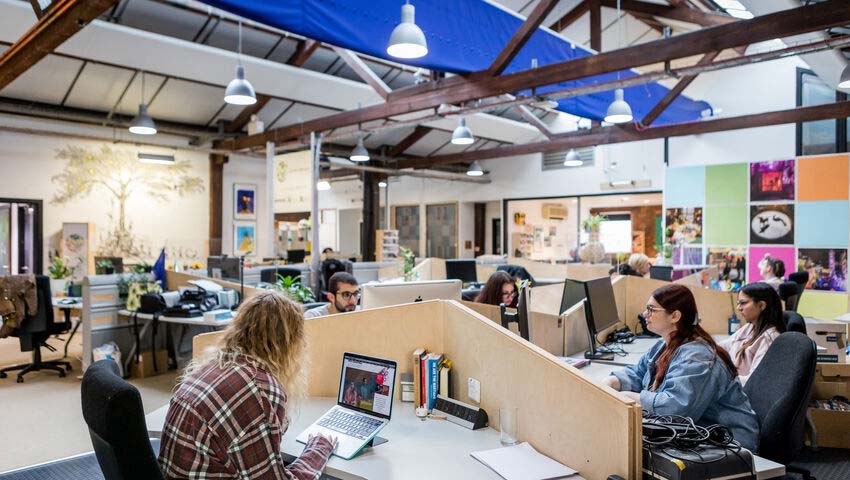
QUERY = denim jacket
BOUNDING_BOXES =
[612,339,760,452]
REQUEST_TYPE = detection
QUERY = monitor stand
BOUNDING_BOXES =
[366,436,388,448]
[584,350,615,361]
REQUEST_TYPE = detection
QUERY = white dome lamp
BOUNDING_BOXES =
[604,88,633,124]
[350,137,370,162]
[224,22,257,106]
[387,1,428,59]
[466,160,484,177]
[316,180,331,191]
[563,148,582,167]
[839,64,850,90]
[451,117,475,145]
[129,71,157,135]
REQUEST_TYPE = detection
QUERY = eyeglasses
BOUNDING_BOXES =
[644,305,666,317]
[336,290,361,301]
[736,299,751,307]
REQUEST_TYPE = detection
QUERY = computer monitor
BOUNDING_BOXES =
[650,265,673,282]
[360,280,462,310]
[559,278,587,316]
[583,276,620,360]
[445,259,478,284]
[287,249,307,264]
[500,283,529,341]
[219,257,240,281]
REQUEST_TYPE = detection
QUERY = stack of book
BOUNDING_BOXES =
[412,347,452,410]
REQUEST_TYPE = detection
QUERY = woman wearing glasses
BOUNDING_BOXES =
[474,271,518,308]
[718,282,785,386]
[602,284,759,451]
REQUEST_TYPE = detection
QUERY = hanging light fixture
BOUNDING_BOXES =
[604,0,633,124]
[224,21,257,105]
[378,180,388,188]
[350,138,370,162]
[839,64,850,89]
[129,71,157,135]
[563,148,582,167]
[316,180,331,191]
[451,117,474,145]
[387,1,428,59]
[466,160,484,177]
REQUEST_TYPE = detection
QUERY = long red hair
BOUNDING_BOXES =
[650,284,737,391]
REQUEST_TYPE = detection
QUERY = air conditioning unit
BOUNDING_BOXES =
[542,204,568,220]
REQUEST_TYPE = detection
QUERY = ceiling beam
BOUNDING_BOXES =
[486,0,561,76]
[218,0,850,151]
[0,0,118,91]
[590,0,602,52]
[513,105,553,138]
[332,47,392,99]
[400,100,850,168]
[549,0,589,32]
[289,39,321,67]
[640,50,719,126]
[388,125,432,157]
[599,0,736,27]
[29,0,48,18]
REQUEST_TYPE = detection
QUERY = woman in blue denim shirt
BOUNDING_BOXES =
[602,284,760,452]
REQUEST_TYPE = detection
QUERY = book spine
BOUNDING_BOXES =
[412,351,422,410]
[421,356,427,408]
[428,357,439,410]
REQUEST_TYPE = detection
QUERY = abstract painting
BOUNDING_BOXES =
[234,222,256,255]
[750,160,795,202]
[234,183,257,220]
[750,204,794,244]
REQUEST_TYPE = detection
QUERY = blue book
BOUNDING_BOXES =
[427,353,443,410]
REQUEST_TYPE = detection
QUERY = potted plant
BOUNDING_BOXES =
[96,259,115,275]
[47,255,74,296]
[275,275,316,304]
[578,214,607,263]
[400,246,416,281]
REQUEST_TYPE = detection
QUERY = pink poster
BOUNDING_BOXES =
[747,246,796,283]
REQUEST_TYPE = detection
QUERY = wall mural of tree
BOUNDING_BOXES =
[50,145,204,258]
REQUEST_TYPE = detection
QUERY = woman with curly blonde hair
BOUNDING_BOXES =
[158,290,336,479]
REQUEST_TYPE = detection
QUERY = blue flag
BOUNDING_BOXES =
[153,248,167,290]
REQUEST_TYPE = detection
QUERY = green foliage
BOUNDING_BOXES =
[275,275,316,303]
[582,213,607,232]
[48,256,74,279]
[131,262,153,274]
[399,246,415,275]
[95,259,115,273]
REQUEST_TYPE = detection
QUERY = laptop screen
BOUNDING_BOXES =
[337,353,397,419]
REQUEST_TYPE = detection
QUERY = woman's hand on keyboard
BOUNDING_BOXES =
[309,433,339,451]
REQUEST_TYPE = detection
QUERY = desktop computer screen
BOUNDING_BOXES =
[360,280,462,310]
[499,282,530,341]
[650,265,673,282]
[287,249,307,264]
[445,259,478,284]
[560,279,586,316]
[584,276,620,336]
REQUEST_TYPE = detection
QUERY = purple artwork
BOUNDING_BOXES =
[750,160,795,202]
[798,248,848,292]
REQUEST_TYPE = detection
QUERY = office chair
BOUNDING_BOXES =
[0,275,72,383]
[788,271,809,290]
[497,265,535,284]
[783,311,807,335]
[260,267,302,284]
[778,281,801,312]
[321,258,353,293]
[81,360,164,480]
[744,332,817,480]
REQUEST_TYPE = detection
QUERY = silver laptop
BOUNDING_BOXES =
[297,352,397,459]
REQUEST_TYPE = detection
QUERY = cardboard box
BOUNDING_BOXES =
[805,317,847,363]
[130,350,169,379]
[808,363,850,449]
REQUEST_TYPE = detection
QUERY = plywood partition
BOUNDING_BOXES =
[567,262,616,281]
[563,301,591,356]
[378,262,404,280]
[529,282,564,316]
[442,302,641,480]
[477,263,497,281]
[461,300,564,356]
[409,257,446,281]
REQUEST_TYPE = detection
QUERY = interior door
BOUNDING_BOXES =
[426,203,458,259]
[0,199,42,276]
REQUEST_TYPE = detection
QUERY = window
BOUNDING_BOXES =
[598,214,632,253]
[796,68,847,156]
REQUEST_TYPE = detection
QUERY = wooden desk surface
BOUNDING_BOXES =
[147,398,586,480]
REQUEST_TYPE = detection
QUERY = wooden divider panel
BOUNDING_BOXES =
[477,264,497,281]
[461,300,563,356]
[378,263,404,280]
[529,282,564,316]
[622,276,734,335]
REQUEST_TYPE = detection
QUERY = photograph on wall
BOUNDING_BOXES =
[749,204,794,244]
[797,248,847,292]
[747,246,796,284]
[233,222,256,255]
[672,245,703,265]
[234,183,257,220]
[750,160,795,202]
[706,247,746,283]
[513,212,526,226]
[665,207,702,244]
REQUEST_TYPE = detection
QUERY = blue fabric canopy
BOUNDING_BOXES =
[200,0,711,125]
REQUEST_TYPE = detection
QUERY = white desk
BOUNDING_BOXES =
[53,297,84,357]
[147,398,586,480]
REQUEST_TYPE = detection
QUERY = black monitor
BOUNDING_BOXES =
[445,259,478,284]
[583,276,620,360]
[560,278,586,316]
[650,265,673,282]
[287,249,306,264]
[500,283,529,341]
[219,257,240,280]
[207,256,224,278]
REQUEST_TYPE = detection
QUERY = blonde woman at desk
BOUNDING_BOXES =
[158,291,337,480]
[602,284,760,451]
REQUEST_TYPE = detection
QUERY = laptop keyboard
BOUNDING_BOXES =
[317,409,383,439]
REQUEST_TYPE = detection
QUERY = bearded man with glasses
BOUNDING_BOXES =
[304,272,360,318]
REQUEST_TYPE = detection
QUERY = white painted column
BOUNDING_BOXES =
[266,141,275,258]
[310,132,322,293]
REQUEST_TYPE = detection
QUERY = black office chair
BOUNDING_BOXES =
[321,258,354,293]
[260,267,302,284]
[302,302,330,311]
[81,360,164,480]
[779,281,801,312]
[783,311,807,335]
[0,275,72,383]
[788,271,809,290]
[744,332,817,480]
[497,265,535,284]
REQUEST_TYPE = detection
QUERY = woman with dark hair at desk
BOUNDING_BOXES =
[602,284,759,451]
[474,271,518,308]
[718,282,784,386]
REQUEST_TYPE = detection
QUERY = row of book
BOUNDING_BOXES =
[412,347,452,410]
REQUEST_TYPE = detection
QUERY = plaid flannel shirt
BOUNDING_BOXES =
[158,355,333,479]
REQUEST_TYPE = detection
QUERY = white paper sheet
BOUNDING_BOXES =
[470,442,578,480]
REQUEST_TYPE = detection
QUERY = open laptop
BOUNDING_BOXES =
[297,352,397,459]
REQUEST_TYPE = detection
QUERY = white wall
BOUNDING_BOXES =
[222,155,272,259]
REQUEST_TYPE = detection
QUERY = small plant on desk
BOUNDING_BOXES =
[275,275,316,304]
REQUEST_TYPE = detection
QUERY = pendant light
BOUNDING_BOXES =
[387,1,428,59]
[839,64,850,90]
[563,148,582,167]
[451,117,474,145]
[350,137,370,162]
[378,180,388,188]
[604,0,633,124]
[316,180,331,191]
[224,21,257,105]
[129,71,157,135]
[466,160,484,177]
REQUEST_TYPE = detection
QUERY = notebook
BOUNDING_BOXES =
[470,442,577,480]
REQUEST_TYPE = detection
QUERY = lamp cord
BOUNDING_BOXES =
[616,0,622,80]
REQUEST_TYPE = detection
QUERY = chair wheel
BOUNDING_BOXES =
[58,370,66,378]
[16,376,24,383]
[0,372,6,379]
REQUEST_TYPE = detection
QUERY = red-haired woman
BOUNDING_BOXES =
[602,284,760,451]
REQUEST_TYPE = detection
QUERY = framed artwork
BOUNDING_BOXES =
[749,204,794,244]
[233,222,256,255]
[797,248,848,292]
[665,207,702,244]
[234,183,257,220]
[750,160,795,202]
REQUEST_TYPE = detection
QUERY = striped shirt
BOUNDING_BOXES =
[158,354,333,479]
